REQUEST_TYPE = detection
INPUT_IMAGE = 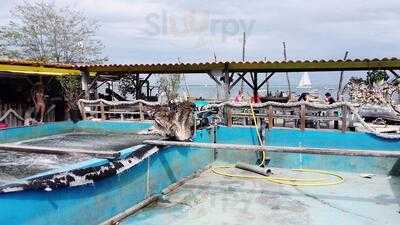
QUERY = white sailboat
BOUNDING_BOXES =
[298,72,312,89]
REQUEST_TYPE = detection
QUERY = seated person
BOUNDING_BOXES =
[298,93,309,102]
[325,92,336,104]
[234,90,244,103]
[298,92,319,102]
[251,94,261,103]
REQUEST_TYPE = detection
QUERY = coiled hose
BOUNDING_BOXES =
[211,100,344,186]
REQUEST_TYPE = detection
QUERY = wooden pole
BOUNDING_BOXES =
[268,105,274,129]
[282,42,292,98]
[227,105,233,127]
[81,70,90,99]
[300,104,306,130]
[0,144,120,158]
[139,102,144,121]
[100,101,106,120]
[252,72,258,100]
[242,32,246,62]
[135,74,141,100]
[241,32,246,91]
[337,51,350,101]
[223,63,230,101]
[143,140,400,158]
[341,105,348,132]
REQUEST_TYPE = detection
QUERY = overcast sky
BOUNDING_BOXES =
[1,0,399,85]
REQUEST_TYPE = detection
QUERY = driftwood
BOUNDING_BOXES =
[150,101,195,141]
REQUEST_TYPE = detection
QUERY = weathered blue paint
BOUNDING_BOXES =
[0,124,212,225]
[148,130,213,195]
[215,126,259,164]
[0,120,153,144]
[0,121,399,225]
[215,126,400,174]
[0,154,149,225]
[0,121,74,143]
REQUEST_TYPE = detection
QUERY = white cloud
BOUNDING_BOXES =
[1,0,399,84]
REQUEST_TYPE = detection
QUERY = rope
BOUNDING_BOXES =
[78,99,400,139]
[211,165,344,186]
[249,100,267,166]
[206,101,400,139]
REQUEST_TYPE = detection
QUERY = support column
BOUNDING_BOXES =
[135,74,141,99]
[250,72,259,102]
[223,67,230,101]
[253,72,258,99]
[341,105,348,132]
[81,70,90,99]
[300,104,306,131]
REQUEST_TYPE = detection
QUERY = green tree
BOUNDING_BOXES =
[366,70,389,85]
[0,0,106,63]
[158,74,182,102]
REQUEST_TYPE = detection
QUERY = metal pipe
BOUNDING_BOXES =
[143,140,400,158]
[99,195,159,225]
[235,162,270,176]
[0,144,120,159]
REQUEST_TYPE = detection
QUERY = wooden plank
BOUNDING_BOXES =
[342,105,348,132]
[268,106,273,129]
[143,140,400,158]
[300,104,306,130]
[139,102,144,121]
[227,106,233,127]
[100,101,106,120]
[81,70,90,99]
[0,144,120,159]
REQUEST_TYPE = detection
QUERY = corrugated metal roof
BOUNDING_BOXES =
[77,57,400,74]
[1,57,400,75]
[0,59,76,69]
[0,59,81,76]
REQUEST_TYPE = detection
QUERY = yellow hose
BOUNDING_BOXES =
[211,100,344,187]
[211,165,344,186]
[248,100,266,166]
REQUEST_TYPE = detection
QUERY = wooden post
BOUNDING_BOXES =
[300,104,306,131]
[252,72,258,100]
[282,42,292,98]
[139,102,144,121]
[227,106,233,127]
[341,105,348,132]
[80,101,87,120]
[135,74,141,99]
[336,51,349,101]
[81,70,90,99]
[223,68,230,101]
[268,106,273,129]
[100,101,106,120]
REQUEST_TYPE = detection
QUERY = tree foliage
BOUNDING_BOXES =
[158,74,182,102]
[0,0,106,63]
[366,70,389,84]
[55,76,83,110]
[118,74,138,98]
